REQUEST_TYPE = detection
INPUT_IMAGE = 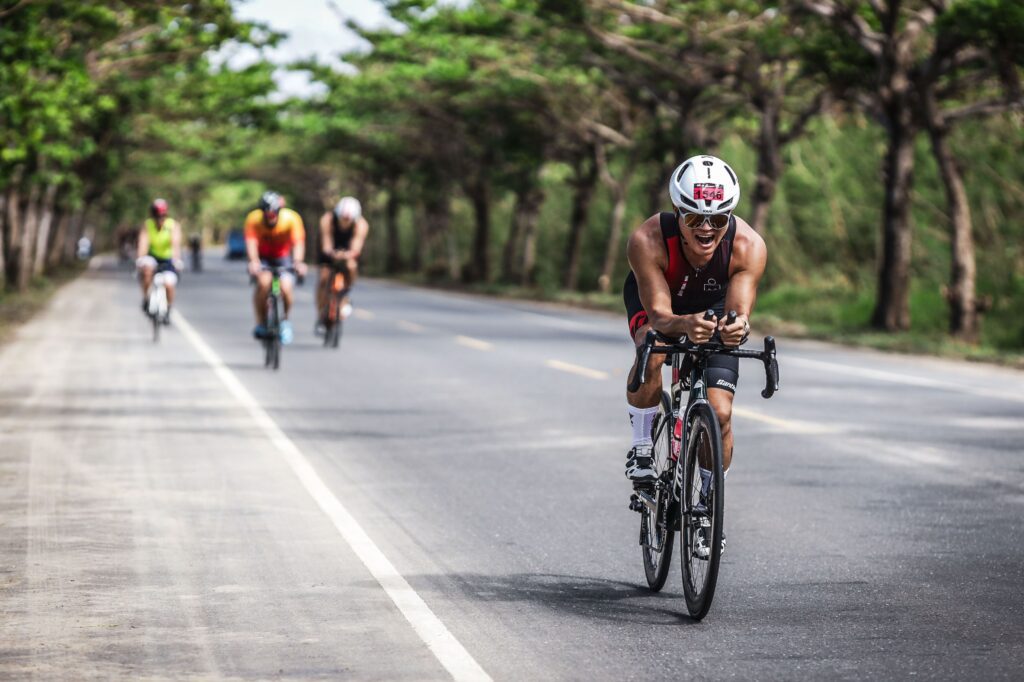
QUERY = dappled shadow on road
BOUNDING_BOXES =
[418,572,699,625]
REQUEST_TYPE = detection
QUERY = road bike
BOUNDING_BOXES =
[145,270,172,343]
[254,265,302,370]
[627,310,779,619]
[320,261,350,349]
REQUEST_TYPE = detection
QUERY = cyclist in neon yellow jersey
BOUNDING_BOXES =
[136,198,183,322]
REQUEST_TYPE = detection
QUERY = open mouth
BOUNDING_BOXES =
[694,233,716,247]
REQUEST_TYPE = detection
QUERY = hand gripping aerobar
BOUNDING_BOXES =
[627,309,780,398]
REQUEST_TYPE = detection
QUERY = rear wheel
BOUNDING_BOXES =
[640,391,676,591]
[148,288,160,343]
[266,294,281,370]
[329,308,342,348]
[680,401,725,620]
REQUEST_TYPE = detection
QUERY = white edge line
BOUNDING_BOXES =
[545,359,609,381]
[173,311,491,682]
[787,356,1024,404]
[455,335,493,351]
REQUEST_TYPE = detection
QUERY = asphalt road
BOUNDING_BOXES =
[2,252,1023,680]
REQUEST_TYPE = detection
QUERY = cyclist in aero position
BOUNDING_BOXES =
[623,156,767,540]
[245,191,308,344]
[136,198,183,322]
[316,196,369,332]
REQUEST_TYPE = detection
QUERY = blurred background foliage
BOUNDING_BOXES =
[1,0,1021,355]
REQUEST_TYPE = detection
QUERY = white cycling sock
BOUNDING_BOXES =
[627,404,659,448]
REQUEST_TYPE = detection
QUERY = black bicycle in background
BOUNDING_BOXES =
[627,310,779,620]
[254,265,302,370]
[320,261,350,349]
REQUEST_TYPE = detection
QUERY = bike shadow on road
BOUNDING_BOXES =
[413,572,700,625]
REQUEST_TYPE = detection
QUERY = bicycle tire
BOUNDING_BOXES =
[266,294,281,370]
[640,391,676,591]
[680,400,725,620]
[330,314,342,348]
[152,312,160,343]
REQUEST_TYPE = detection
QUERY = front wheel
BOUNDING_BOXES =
[680,401,725,620]
[266,294,281,370]
[640,391,676,591]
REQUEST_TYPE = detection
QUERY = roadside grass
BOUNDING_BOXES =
[387,271,1024,369]
[0,265,85,344]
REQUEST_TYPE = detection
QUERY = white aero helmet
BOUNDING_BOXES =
[334,196,362,221]
[668,155,740,215]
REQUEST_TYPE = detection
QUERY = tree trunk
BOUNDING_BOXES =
[749,103,783,234]
[18,183,41,291]
[518,186,544,287]
[65,206,88,264]
[423,195,454,280]
[926,111,977,341]
[5,177,23,289]
[33,183,59,277]
[597,147,638,294]
[0,193,6,293]
[563,148,599,291]
[502,193,524,283]
[466,178,491,283]
[47,206,70,269]
[871,115,916,332]
[384,189,401,273]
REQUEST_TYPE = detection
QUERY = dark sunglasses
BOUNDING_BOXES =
[680,211,730,230]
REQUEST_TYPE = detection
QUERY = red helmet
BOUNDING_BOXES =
[151,198,169,218]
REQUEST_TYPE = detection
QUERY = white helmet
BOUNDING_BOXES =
[668,155,740,215]
[334,196,361,221]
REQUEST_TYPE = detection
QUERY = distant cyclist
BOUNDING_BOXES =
[245,191,308,344]
[136,199,183,322]
[316,196,369,332]
[623,155,767,498]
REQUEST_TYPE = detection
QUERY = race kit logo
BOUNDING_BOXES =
[703,277,722,293]
[693,183,724,201]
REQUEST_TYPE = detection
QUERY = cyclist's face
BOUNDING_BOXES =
[263,210,279,227]
[678,210,729,254]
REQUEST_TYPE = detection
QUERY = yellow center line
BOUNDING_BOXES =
[731,406,838,434]
[396,320,425,333]
[545,359,609,381]
[455,335,493,351]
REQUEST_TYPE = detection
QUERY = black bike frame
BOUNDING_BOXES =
[628,313,779,507]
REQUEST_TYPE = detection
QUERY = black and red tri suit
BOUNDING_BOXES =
[623,211,739,392]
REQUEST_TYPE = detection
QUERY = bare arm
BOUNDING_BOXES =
[171,221,183,262]
[246,237,260,264]
[349,217,369,257]
[319,213,333,255]
[719,218,767,345]
[627,216,717,341]
[136,226,149,260]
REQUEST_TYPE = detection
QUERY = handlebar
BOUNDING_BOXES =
[250,265,305,286]
[627,308,779,399]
